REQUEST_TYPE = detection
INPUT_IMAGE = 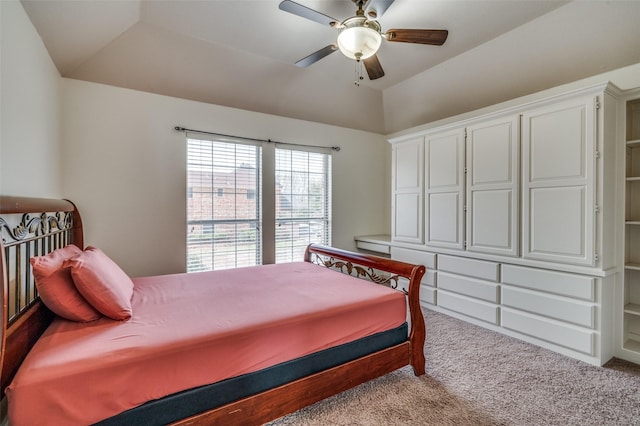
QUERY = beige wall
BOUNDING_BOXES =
[382,1,640,134]
[0,0,62,197]
[61,79,390,277]
[1,0,390,278]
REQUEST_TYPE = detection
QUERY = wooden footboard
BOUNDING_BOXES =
[304,243,426,376]
[174,246,426,425]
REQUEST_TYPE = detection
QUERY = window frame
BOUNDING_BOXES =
[186,136,263,271]
[186,134,332,271]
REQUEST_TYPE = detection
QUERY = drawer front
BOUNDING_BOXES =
[438,291,499,325]
[502,286,595,328]
[438,255,499,282]
[439,272,498,303]
[420,284,436,305]
[356,241,391,255]
[399,272,435,292]
[423,270,437,287]
[391,247,436,269]
[502,264,595,301]
[502,308,594,355]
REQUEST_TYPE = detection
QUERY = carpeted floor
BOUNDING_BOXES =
[268,309,640,425]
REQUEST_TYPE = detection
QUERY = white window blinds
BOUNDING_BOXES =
[275,148,332,263]
[186,133,332,271]
[187,137,262,271]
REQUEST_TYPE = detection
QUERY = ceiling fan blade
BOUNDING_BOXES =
[364,0,395,19]
[295,44,338,68]
[279,0,339,27]
[386,29,448,45]
[363,54,385,80]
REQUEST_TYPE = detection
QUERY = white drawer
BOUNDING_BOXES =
[391,247,436,269]
[420,284,436,305]
[501,264,595,301]
[438,255,499,282]
[438,272,498,303]
[402,269,435,290]
[502,286,595,328]
[437,291,499,325]
[502,308,594,355]
[423,269,436,287]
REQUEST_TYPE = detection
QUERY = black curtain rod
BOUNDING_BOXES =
[174,126,340,152]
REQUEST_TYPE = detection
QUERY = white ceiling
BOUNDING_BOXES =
[20,0,640,134]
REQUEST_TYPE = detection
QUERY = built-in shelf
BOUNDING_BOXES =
[623,339,640,352]
[625,303,640,316]
[623,98,640,362]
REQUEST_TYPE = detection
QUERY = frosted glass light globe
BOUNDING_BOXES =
[337,18,382,61]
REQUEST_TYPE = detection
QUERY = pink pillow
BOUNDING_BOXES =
[30,244,101,322]
[64,246,133,320]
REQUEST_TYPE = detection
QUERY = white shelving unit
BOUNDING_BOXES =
[623,97,640,354]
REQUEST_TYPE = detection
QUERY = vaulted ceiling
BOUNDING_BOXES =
[21,0,640,134]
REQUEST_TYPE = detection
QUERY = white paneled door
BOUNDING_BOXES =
[521,95,596,266]
[425,127,465,249]
[392,138,424,243]
[466,115,520,257]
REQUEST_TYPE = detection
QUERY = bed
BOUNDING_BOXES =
[0,196,426,425]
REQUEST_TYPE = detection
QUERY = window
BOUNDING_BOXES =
[187,137,262,272]
[275,148,331,263]
[187,135,331,271]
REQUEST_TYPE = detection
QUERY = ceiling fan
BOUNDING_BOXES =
[278,0,448,81]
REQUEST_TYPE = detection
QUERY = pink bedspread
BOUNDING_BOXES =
[6,262,406,425]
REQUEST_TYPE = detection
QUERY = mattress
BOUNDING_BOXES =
[98,323,408,425]
[6,262,407,425]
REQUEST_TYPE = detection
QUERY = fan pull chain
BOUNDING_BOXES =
[354,60,364,87]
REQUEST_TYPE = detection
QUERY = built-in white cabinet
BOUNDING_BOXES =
[390,85,610,269]
[392,138,423,244]
[424,127,465,250]
[521,95,597,266]
[388,82,630,366]
[395,115,520,256]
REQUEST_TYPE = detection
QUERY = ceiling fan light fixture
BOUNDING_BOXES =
[336,17,382,61]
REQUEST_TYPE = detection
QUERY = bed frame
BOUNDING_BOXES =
[0,196,426,425]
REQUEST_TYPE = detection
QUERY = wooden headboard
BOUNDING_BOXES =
[0,196,83,395]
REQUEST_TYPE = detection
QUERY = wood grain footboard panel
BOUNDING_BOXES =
[173,342,411,426]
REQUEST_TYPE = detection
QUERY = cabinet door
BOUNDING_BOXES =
[521,95,597,266]
[466,115,520,256]
[392,138,424,243]
[425,128,465,249]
